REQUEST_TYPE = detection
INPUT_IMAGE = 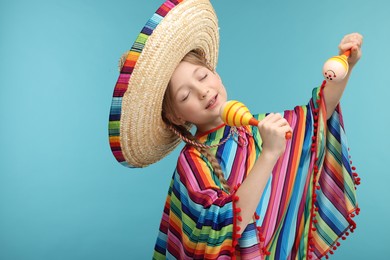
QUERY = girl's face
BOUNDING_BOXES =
[167,61,227,133]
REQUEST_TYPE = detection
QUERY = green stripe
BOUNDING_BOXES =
[135,33,149,45]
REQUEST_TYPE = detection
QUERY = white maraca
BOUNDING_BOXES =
[322,50,351,82]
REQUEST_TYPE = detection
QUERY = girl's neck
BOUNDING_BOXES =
[196,123,226,138]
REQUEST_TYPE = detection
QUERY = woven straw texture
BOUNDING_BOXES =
[109,0,219,168]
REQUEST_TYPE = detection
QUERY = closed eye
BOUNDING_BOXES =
[181,92,190,101]
[200,73,208,81]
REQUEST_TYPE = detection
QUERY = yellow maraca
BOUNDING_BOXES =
[322,50,351,82]
[220,100,292,140]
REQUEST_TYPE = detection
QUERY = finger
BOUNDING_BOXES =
[343,43,362,60]
[268,113,283,124]
[338,42,360,55]
[275,117,289,127]
[280,125,293,136]
[259,113,273,126]
[340,34,363,49]
[339,40,361,50]
[263,113,274,120]
[351,45,360,53]
[341,33,363,44]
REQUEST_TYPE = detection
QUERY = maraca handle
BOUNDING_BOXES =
[342,49,351,57]
[247,117,292,140]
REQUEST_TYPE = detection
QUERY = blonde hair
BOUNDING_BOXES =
[118,51,129,71]
[162,50,230,192]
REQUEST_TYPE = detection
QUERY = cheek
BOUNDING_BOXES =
[175,102,197,117]
[182,102,204,121]
[216,81,227,97]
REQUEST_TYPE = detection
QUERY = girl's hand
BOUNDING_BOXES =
[339,32,363,68]
[258,113,292,158]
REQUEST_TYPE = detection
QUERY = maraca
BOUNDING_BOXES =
[322,50,351,82]
[220,100,292,140]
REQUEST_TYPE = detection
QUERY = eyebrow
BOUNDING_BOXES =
[192,67,202,78]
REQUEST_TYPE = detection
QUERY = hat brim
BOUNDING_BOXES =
[109,0,219,168]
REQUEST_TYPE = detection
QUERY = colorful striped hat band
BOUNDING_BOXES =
[108,0,219,168]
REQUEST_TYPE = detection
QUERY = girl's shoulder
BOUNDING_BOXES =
[178,144,204,162]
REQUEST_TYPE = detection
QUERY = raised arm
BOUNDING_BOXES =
[234,113,292,233]
[323,33,363,119]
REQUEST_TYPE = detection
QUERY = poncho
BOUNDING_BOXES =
[153,83,360,259]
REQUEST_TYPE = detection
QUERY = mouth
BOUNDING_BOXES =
[206,94,218,109]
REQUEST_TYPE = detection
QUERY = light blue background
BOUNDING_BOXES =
[1,0,389,259]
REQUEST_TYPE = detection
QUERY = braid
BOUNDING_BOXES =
[160,50,232,193]
[198,146,231,193]
[168,124,232,149]
[169,124,231,193]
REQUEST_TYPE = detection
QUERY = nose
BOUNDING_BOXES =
[199,88,209,99]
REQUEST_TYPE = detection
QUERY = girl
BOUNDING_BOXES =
[109,0,362,259]
[154,34,362,259]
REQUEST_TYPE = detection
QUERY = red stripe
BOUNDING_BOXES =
[232,105,245,126]
[112,151,125,161]
[224,101,239,125]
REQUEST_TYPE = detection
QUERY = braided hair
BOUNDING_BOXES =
[162,50,230,192]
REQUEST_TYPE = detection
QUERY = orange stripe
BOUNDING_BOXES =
[192,149,215,188]
[114,83,128,90]
[109,136,121,147]
[241,111,250,126]
[287,107,305,197]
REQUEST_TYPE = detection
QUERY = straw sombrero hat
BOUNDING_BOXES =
[108,0,219,168]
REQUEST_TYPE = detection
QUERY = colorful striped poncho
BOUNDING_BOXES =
[153,83,360,259]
